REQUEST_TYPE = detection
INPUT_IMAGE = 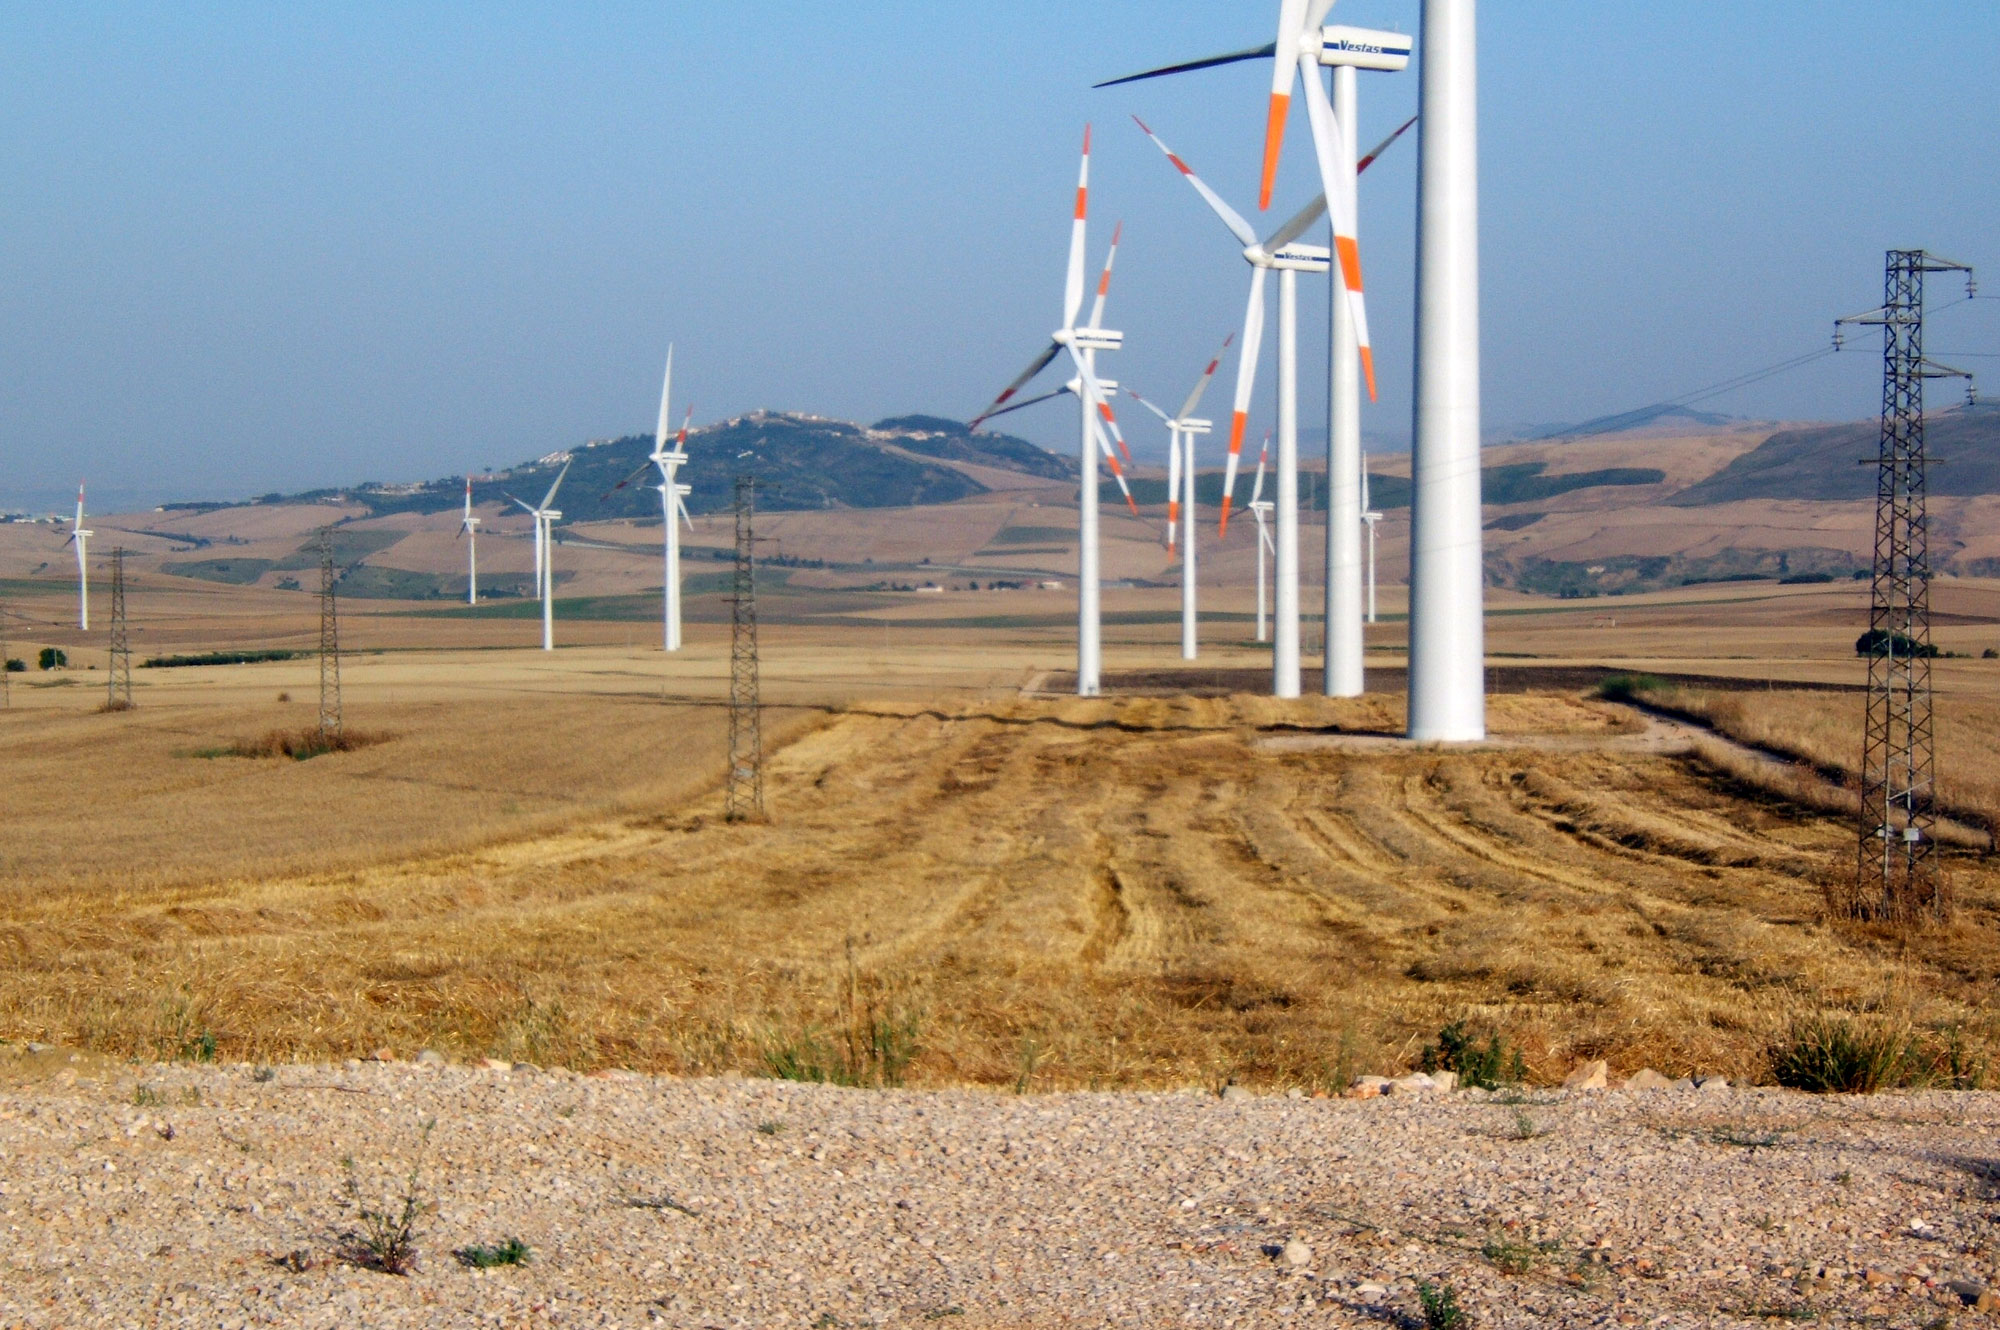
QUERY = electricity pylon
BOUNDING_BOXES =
[106,549,133,710]
[318,526,342,740]
[726,475,765,823]
[1834,250,1975,925]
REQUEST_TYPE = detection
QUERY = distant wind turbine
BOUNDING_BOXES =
[1127,330,1232,661]
[610,347,696,652]
[1248,436,1274,644]
[1361,451,1382,625]
[507,460,570,651]
[456,477,481,605]
[65,483,92,630]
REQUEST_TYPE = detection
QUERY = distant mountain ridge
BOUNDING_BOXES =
[255,413,1072,523]
[1668,404,2000,506]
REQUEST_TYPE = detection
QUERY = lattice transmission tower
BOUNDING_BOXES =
[726,475,765,823]
[1834,250,1974,924]
[317,526,343,740]
[106,548,133,710]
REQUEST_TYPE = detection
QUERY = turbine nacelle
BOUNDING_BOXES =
[1313,26,1411,72]
[1178,418,1215,435]
[1055,327,1124,353]
[1247,241,1331,274]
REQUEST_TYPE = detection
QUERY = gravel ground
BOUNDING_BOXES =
[2,1047,1998,1328]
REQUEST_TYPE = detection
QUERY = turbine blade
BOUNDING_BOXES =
[1358,114,1418,175]
[1305,0,1337,27]
[985,386,1072,421]
[1126,389,1173,424]
[1175,331,1235,421]
[1259,0,1311,211]
[1251,433,1271,505]
[1300,55,1378,400]
[1219,270,1269,537]
[1132,116,1257,249]
[605,460,652,498]
[1063,125,1092,330]
[970,341,1062,430]
[1088,221,1121,331]
[655,344,674,451]
[679,497,694,530]
[539,458,572,510]
[1093,42,1277,90]
[1263,190,1329,255]
[1069,348,1139,516]
[1098,394,1133,469]
[1166,425,1183,546]
[678,405,693,448]
[504,493,536,514]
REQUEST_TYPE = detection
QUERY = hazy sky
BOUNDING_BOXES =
[3,1,1998,511]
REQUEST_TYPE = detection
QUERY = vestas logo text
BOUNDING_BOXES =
[1329,39,1406,55]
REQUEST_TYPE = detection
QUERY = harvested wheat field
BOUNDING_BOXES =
[6,682,2000,1090]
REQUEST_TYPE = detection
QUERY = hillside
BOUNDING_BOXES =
[276,412,1070,524]
[1669,403,2000,506]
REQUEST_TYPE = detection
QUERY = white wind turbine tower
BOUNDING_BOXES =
[1105,5,1412,701]
[1126,331,1231,660]
[1360,449,1382,624]
[1248,437,1275,644]
[611,347,697,652]
[457,477,481,605]
[508,460,570,652]
[65,482,92,630]
[969,127,1139,698]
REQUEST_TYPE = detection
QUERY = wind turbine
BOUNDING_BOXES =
[456,477,481,605]
[65,483,92,630]
[1360,450,1382,624]
[968,127,1137,698]
[1127,332,1231,660]
[611,348,697,652]
[508,459,570,652]
[1247,437,1274,645]
[1131,117,1324,697]
[1105,8,1409,700]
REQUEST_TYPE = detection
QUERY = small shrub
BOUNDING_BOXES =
[227,727,388,761]
[454,1237,531,1269]
[37,647,65,671]
[1420,1022,1526,1090]
[1482,1234,1557,1275]
[1856,628,1938,659]
[96,697,136,714]
[1417,1280,1467,1330]
[1766,1015,1982,1093]
[755,1120,784,1136]
[1593,672,1665,702]
[341,1120,435,1275]
[132,1085,164,1107]
[4,658,23,673]
[1504,1108,1547,1141]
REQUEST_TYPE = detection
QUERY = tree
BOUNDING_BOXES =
[37,647,66,671]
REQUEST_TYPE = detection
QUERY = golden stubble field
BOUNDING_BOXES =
[5,582,2000,1092]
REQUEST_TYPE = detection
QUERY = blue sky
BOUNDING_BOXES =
[2,1,1997,510]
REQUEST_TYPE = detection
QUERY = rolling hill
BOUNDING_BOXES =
[1668,403,2000,506]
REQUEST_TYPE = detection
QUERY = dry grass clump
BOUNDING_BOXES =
[1768,1013,1984,1093]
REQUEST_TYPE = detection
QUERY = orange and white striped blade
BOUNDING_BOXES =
[1219,269,1269,538]
[1358,114,1418,176]
[1126,388,1172,426]
[1258,0,1310,211]
[1088,221,1121,331]
[1177,331,1235,421]
[969,341,1062,431]
[1070,348,1139,516]
[1166,426,1183,549]
[678,405,693,448]
[1133,116,1257,249]
[1098,393,1133,468]
[75,483,85,527]
[1062,125,1092,330]
[1300,54,1377,401]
